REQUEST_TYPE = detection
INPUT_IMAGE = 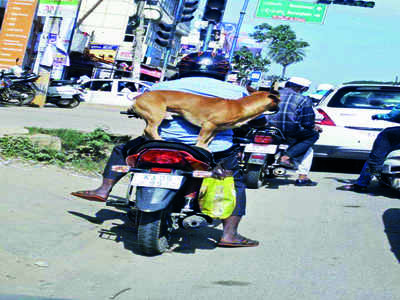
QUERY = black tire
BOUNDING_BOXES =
[55,98,80,109]
[67,98,80,108]
[245,164,264,189]
[13,84,35,106]
[137,211,169,255]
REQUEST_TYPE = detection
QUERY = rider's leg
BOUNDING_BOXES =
[71,137,147,201]
[368,126,400,172]
[284,130,319,165]
[214,149,258,246]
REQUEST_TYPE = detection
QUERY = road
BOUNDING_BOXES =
[1,104,400,300]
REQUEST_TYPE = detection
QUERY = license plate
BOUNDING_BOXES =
[244,143,277,154]
[131,173,184,189]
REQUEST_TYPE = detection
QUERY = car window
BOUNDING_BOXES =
[90,80,112,92]
[328,87,400,110]
[139,84,151,93]
[118,81,137,92]
[80,81,91,89]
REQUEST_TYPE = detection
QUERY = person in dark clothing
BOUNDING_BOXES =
[266,77,321,186]
[338,106,400,192]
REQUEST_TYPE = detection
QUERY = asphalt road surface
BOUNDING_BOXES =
[1,103,400,300]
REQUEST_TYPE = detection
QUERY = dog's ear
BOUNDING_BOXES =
[269,94,280,104]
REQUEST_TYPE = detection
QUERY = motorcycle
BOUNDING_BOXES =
[380,149,400,191]
[234,125,289,189]
[46,79,81,108]
[0,70,39,106]
[107,112,217,255]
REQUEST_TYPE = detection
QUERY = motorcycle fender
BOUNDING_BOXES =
[383,159,400,174]
[248,153,267,165]
[135,178,187,212]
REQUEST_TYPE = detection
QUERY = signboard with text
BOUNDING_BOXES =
[255,0,328,24]
[0,0,38,69]
[38,0,79,17]
[88,44,119,63]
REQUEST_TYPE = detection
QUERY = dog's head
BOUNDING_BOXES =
[250,90,280,114]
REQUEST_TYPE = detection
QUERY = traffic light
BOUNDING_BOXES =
[316,0,375,8]
[155,22,174,48]
[180,0,199,22]
[202,0,227,24]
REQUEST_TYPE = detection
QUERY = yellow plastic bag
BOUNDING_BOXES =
[198,177,236,219]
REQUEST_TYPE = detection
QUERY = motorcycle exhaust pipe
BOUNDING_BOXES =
[272,167,287,177]
[182,215,208,229]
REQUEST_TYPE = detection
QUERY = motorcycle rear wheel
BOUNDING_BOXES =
[137,210,169,255]
[13,84,35,106]
[245,164,264,189]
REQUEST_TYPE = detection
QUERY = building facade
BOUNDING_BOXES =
[74,0,191,81]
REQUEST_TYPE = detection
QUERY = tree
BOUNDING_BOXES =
[232,46,271,82]
[250,23,309,79]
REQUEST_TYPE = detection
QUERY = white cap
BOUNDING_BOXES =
[287,77,311,88]
[317,83,334,91]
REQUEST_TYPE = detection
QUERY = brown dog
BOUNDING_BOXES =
[127,89,280,149]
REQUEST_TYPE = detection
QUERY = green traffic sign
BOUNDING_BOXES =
[256,0,328,24]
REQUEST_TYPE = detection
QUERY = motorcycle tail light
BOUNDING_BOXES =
[315,108,336,126]
[250,154,266,160]
[111,165,131,173]
[150,167,172,173]
[254,135,273,144]
[126,149,209,171]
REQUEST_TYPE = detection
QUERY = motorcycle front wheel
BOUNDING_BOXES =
[245,164,264,189]
[137,210,169,255]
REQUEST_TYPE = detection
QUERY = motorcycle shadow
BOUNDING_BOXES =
[382,208,400,263]
[68,208,221,256]
[262,176,296,189]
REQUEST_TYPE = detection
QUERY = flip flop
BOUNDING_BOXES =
[217,238,259,248]
[70,191,107,202]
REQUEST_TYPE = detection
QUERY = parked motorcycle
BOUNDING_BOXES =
[0,70,39,105]
[379,149,400,191]
[46,79,81,108]
[107,112,217,255]
[234,125,289,189]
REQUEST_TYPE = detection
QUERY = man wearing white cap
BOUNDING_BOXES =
[266,76,321,186]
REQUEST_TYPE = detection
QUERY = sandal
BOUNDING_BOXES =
[217,237,259,248]
[71,191,107,202]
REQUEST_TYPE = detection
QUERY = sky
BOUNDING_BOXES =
[216,0,400,90]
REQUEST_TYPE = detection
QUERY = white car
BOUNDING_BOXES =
[314,83,400,160]
[77,78,153,106]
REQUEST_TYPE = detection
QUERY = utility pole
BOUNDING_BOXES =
[131,0,146,81]
[77,0,103,27]
[228,0,249,64]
